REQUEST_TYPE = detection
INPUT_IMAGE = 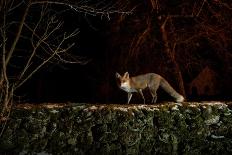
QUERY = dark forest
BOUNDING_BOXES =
[1,0,232,110]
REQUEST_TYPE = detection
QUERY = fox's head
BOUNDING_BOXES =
[115,72,131,92]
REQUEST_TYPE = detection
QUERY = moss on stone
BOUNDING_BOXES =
[0,102,232,154]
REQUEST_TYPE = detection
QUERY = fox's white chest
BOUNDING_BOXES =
[120,81,137,93]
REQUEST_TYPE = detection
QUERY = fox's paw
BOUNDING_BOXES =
[176,95,184,103]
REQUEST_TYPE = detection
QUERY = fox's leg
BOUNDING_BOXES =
[138,89,146,104]
[127,93,133,104]
[151,94,157,103]
[149,87,158,103]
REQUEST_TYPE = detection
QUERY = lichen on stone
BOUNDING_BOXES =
[0,102,232,154]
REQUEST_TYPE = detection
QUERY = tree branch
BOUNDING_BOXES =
[31,0,133,17]
[5,0,31,66]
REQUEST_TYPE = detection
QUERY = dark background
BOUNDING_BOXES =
[9,0,232,103]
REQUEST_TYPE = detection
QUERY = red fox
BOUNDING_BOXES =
[116,72,184,104]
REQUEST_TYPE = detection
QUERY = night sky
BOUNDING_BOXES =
[2,0,232,104]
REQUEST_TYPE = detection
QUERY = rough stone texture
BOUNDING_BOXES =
[0,102,232,155]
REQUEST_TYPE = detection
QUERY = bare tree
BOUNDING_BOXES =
[0,0,132,119]
[0,0,79,119]
[110,0,232,99]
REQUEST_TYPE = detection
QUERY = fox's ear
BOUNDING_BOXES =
[124,72,129,78]
[115,72,121,78]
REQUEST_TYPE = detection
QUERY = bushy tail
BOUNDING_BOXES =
[160,78,184,102]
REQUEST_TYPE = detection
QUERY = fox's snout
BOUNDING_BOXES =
[120,81,130,88]
[119,81,131,92]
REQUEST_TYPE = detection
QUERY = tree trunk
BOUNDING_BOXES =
[159,16,186,97]
[1,0,31,117]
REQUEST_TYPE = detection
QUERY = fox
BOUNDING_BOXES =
[116,72,184,104]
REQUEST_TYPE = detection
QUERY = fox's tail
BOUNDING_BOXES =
[160,78,184,102]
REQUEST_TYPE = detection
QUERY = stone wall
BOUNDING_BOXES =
[0,102,232,154]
